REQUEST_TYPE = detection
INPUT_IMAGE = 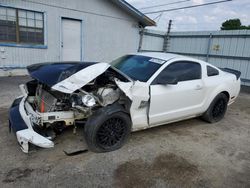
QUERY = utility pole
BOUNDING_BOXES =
[163,19,172,52]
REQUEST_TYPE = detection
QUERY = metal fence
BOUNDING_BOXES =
[139,29,250,86]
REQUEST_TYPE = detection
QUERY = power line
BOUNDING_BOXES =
[139,0,191,10]
[143,0,233,14]
[153,13,163,22]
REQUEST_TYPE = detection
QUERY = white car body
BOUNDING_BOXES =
[9,53,241,153]
[119,53,240,131]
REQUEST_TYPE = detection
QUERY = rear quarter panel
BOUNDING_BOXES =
[202,70,241,112]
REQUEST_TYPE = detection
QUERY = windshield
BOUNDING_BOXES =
[111,55,163,82]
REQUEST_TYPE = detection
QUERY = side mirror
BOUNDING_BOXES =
[156,74,178,85]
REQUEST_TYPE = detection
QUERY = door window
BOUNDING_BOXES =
[152,61,201,84]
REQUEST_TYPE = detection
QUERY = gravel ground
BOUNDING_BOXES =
[0,76,250,188]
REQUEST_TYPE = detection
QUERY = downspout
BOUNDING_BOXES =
[206,33,212,62]
[138,26,144,52]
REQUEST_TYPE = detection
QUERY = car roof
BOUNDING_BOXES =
[136,52,183,60]
[131,52,210,65]
[131,52,188,61]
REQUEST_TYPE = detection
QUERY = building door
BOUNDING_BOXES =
[61,18,82,61]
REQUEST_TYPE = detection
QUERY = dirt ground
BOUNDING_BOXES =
[0,76,249,188]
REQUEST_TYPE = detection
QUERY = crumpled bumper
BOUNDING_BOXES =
[9,89,54,153]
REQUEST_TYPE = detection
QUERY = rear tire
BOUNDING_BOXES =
[202,93,229,123]
[84,106,131,153]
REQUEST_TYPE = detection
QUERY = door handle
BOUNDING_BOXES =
[195,85,203,90]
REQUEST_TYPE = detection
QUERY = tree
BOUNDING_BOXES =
[221,19,250,30]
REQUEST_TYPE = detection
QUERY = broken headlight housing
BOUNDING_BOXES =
[82,94,96,107]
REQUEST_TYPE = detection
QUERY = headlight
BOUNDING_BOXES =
[82,94,96,107]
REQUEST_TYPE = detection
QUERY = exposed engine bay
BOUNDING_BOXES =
[9,61,151,153]
[24,68,131,137]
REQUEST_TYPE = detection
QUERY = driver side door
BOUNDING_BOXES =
[149,61,205,126]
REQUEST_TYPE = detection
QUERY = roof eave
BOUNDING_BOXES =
[111,0,156,27]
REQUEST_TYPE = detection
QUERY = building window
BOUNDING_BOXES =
[0,7,17,42]
[0,6,44,45]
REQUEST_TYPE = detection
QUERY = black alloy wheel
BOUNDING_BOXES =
[84,105,131,152]
[202,93,228,123]
[212,98,227,120]
[96,117,128,149]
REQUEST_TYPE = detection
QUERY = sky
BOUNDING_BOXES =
[126,0,250,31]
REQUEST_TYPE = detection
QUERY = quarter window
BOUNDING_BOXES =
[207,66,219,77]
[153,61,201,84]
[0,6,44,44]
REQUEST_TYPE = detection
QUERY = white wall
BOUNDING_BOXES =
[0,0,140,70]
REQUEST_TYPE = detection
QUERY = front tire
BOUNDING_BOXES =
[202,93,229,123]
[84,106,131,152]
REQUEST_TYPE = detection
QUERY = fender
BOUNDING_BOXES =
[84,102,130,135]
[9,97,28,132]
[85,103,129,124]
[202,84,231,112]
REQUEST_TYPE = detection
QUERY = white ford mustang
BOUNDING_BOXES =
[9,53,241,153]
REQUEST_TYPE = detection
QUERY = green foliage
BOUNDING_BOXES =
[221,18,250,30]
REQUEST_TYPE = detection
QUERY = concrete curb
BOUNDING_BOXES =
[0,69,28,77]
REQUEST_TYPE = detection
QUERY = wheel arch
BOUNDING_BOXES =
[203,85,231,113]
[221,91,230,101]
[84,102,132,152]
[84,102,130,135]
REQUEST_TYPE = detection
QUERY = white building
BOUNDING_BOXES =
[0,0,155,76]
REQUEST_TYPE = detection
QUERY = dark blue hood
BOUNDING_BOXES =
[27,62,98,87]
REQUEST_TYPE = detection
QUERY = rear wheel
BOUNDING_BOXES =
[202,93,229,123]
[84,107,131,152]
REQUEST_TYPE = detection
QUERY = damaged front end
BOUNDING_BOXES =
[9,85,54,153]
[9,62,136,153]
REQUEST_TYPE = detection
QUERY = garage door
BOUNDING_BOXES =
[61,18,82,61]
